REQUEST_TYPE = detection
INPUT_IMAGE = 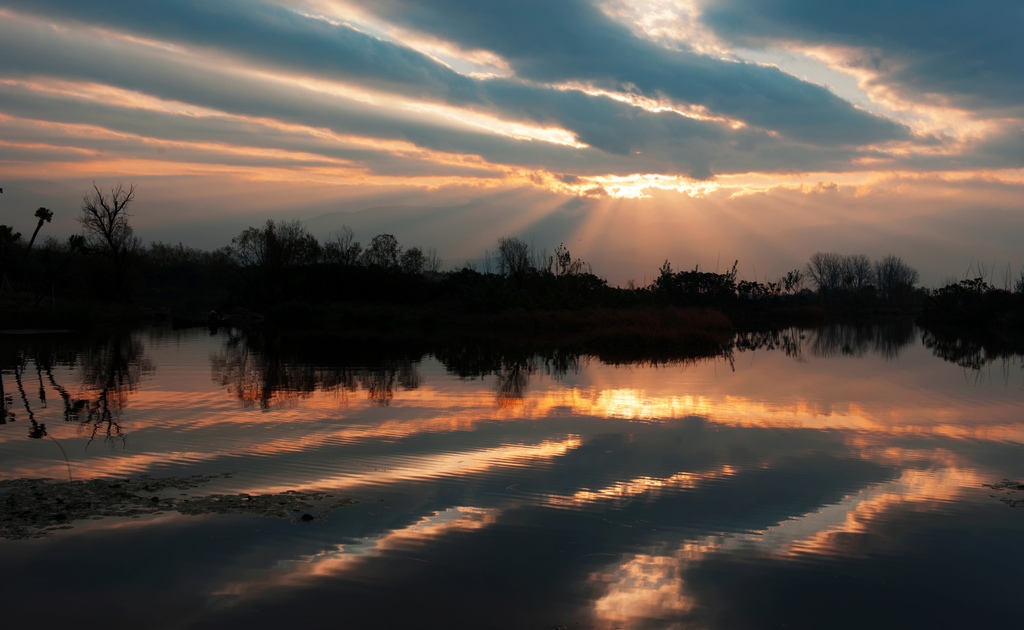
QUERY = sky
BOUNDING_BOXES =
[0,0,1021,286]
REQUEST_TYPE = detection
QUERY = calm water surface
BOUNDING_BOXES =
[1,324,1022,629]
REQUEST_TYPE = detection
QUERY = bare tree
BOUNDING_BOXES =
[550,242,588,276]
[424,247,444,273]
[321,225,362,266]
[807,252,873,292]
[806,252,845,292]
[494,236,532,280]
[80,182,140,265]
[846,253,873,289]
[874,254,919,303]
[782,269,805,293]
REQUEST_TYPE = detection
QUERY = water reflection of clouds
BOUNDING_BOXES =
[590,464,982,627]
[544,465,738,509]
[193,435,983,626]
[3,327,1023,627]
[248,436,582,494]
[116,372,1024,448]
[0,450,221,481]
[7,354,1022,492]
[211,506,501,603]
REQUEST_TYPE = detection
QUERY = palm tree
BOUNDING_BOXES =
[22,207,53,265]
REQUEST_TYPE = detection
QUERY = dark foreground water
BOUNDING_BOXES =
[1,324,1022,629]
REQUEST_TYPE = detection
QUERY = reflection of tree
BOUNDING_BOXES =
[13,360,45,439]
[921,329,1023,372]
[495,357,536,408]
[542,348,581,380]
[434,344,582,407]
[731,328,805,360]
[0,365,10,426]
[804,322,915,360]
[731,322,916,362]
[210,331,423,409]
[0,355,74,480]
[1,335,71,434]
[434,344,507,379]
[71,333,153,446]
[211,333,313,410]
[363,360,421,407]
[438,344,578,377]
[0,332,149,469]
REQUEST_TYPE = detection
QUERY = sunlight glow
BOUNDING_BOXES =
[551,80,748,128]
[598,0,731,57]
[404,101,588,148]
[527,171,721,199]
[0,78,223,118]
[0,139,101,156]
[714,168,1024,199]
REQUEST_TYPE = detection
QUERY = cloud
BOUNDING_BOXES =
[0,8,895,182]
[2,0,485,103]
[350,0,910,145]
[0,0,1020,283]
[1,0,914,173]
[0,17,576,172]
[0,83,511,180]
[698,0,1024,115]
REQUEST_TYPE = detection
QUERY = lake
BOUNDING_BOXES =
[1,323,1022,629]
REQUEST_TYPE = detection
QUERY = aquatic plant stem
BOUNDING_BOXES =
[48,436,73,483]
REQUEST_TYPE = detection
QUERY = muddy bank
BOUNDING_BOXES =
[985,479,1024,509]
[0,473,357,539]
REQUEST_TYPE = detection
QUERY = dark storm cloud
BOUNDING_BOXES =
[350,0,910,145]
[698,0,1024,113]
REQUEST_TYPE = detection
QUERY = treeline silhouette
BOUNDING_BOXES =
[1,190,925,318]
[4,185,1024,346]
[138,222,931,324]
[917,276,1024,361]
